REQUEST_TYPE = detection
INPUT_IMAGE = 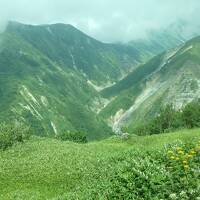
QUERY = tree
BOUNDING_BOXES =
[57,131,88,143]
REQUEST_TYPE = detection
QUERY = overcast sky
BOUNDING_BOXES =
[0,0,200,42]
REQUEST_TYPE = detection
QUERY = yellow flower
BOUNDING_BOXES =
[178,150,184,155]
[187,154,193,158]
[175,157,180,161]
[167,150,174,154]
[189,150,196,155]
[195,146,200,151]
[170,156,175,160]
[176,147,183,151]
[183,160,188,164]
[184,165,189,170]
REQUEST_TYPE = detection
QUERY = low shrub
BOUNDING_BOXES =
[133,99,200,136]
[165,140,200,199]
[56,131,88,143]
[0,122,30,150]
[68,140,200,199]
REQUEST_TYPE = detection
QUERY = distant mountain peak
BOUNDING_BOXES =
[6,21,79,33]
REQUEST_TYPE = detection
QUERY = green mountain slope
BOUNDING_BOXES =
[7,21,195,88]
[6,21,145,86]
[0,31,113,139]
[2,21,189,139]
[100,36,200,133]
[1,21,199,138]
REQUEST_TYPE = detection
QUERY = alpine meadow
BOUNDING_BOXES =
[0,0,200,199]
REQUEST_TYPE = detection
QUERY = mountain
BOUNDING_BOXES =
[6,21,146,86]
[1,21,199,139]
[129,20,200,60]
[100,36,200,133]
[1,21,159,139]
[0,31,112,140]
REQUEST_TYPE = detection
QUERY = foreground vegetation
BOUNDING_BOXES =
[0,123,30,150]
[0,128,200,199]
[130,100,200,136]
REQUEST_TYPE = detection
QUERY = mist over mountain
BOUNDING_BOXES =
[1,0,200,42]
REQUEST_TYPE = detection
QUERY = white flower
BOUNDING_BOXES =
[189,189,195,194]
[180,191,186,196]
[169,193,177,199]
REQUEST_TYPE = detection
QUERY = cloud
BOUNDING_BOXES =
[0,0,200,42]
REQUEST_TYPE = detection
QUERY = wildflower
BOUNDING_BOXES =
[189,189,195,194]
[168,150,174,154]
[178,150,184,155]
[187,154,193,159]
[175,157,180,161]
[195,146,200,151]
[169,193,177,199]
[180,191,186,197]
[170,156,175,160]
[189,150,196,155]
[184,165,189,170]
[176,147,183,151]
[183,160,188,164]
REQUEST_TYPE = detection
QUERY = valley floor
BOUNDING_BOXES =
[0,129,200,199]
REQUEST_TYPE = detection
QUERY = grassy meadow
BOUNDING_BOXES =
[0,129,200,199]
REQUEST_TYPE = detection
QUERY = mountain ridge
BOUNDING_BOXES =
[100,36,200,133]
[1,21,200,138]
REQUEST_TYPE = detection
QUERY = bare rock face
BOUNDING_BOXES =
[101,36,200,133]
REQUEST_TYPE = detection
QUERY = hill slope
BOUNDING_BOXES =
[0,128,199,199]
[6,21,146,86]
[2,21,164,139]
[101,36,200,133]
[0,32,115,139]
[1,21,199,138]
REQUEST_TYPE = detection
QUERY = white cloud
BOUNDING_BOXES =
[0,0,200,42]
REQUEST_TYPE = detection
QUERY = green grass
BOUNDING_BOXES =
[0,129,200,199]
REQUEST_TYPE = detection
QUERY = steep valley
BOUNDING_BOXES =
[101,36,200,133]
[1,21,200,138]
